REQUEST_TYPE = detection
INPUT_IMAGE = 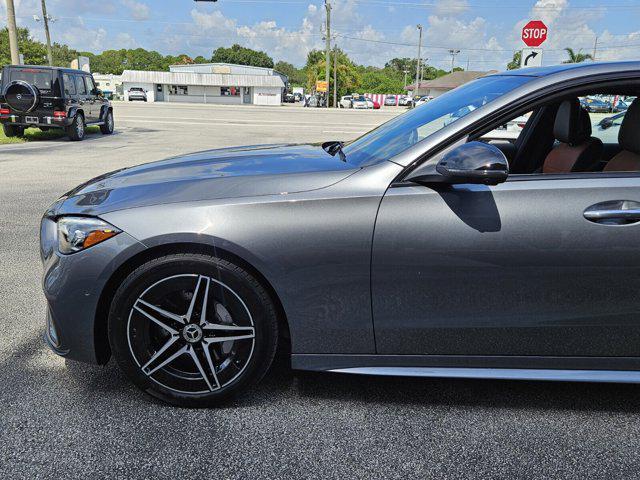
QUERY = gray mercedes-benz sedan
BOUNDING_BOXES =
[41,62,640,406]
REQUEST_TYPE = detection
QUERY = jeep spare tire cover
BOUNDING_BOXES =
[4,80,39,113]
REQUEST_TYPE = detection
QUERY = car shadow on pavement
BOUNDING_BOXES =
[58,351,640,413]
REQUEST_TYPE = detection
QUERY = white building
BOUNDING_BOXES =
[93,73,123,99]
[120,63,287,106]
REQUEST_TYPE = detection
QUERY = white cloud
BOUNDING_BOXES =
[434,0,470,16]
[121,0,150,21]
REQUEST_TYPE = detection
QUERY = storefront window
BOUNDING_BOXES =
[221,87,240,96]
[169,85,188,95]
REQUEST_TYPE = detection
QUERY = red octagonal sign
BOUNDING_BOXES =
[522,20,548,47]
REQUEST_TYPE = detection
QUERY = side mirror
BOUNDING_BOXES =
[93,88,103,97]
[408,141,509,186]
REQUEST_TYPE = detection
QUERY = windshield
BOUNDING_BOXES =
[342,75,532,166]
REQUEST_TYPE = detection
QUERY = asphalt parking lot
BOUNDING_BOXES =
[2,102,640,479]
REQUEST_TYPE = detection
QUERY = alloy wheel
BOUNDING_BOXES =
[127,274,256,394]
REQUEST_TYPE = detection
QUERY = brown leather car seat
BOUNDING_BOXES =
[604,98,640,172]
[542,99,603,173]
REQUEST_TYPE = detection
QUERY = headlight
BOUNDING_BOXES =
[57,217,121,254]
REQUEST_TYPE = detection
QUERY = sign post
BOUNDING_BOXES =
[520,20,547,68]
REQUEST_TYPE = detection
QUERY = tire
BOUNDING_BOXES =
[108,253,279,407]
[100,110,114,134]
[3,124,25,137]
[66,113,85,141]
[4,80,39,113]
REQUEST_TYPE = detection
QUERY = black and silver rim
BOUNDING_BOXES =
[76,117,84,137]
[127,274,256,394]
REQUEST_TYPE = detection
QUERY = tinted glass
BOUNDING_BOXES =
[10,68,53,90]
[84,76,96,93]
[63,73,76,95]
[342,75,532,166]
[74,75,87,95]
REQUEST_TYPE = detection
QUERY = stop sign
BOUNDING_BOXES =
[522,20,548,47]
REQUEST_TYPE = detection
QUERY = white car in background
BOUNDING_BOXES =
[127,87,147,102]
[339,95,353,108]
[351,95,369,109]
[415,95,433,107]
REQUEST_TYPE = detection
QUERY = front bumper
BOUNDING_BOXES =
[40,216,147,364]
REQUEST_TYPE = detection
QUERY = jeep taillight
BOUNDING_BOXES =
[53,111,66,118]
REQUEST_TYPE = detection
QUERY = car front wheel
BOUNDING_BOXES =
[108,253,279,407]
[66,113,85,141]
[100,110,114,134]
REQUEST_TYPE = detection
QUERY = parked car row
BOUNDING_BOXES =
[580,96,635,113]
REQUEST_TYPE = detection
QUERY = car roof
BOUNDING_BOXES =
[4,64,90,74]
[494,61,640,78]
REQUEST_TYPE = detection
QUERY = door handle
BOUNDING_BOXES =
[584,200,640,224]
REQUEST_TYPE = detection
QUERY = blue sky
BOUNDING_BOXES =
[4,0,640,70]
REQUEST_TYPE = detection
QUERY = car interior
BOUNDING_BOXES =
[476,88,640,175]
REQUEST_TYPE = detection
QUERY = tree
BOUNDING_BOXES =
[305,48,361,105]
[274,60,305,86]
[507,51,521,70]
[193,55,208,64]
[563,48,593,64]
[0,27,47,66]
[211,44,274,68]
[357,65,405,94]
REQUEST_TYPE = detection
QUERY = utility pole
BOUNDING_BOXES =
[6,0,20,65]
[333,44,338,108]
[466,57,470,71]
[324,0,331,108]
[415,24,423,90]
[449,49,460,72]
[403,69,409,88]
[419,57,429,83]
[592,36,598,61]
[40,0,54,65]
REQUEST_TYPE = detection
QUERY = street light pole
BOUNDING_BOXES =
[403,69,409,88]
[449,49,460,73]
[324,0,331,108]
[415,24,423,91]
[333,44,338,108]
[5,0,20,65]
[40,0,54,66]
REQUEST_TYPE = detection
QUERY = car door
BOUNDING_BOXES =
[371,173,640,358]
[83,75,99,122]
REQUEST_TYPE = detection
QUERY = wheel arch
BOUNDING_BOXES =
[94,241,291,365]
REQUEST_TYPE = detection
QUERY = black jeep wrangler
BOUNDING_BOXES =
[0,65,114,141]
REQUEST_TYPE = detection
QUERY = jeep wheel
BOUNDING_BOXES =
[66,113,85,141]
[3,124,25,137]
[100,110,114,134]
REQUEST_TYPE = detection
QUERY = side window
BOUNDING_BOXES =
[74,75,87,95]
[479,111,533,144]
[63,73,76,96]
[84,76,96,94]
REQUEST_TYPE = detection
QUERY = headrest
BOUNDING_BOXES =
[619,98,640,154]
[554,99,592,145]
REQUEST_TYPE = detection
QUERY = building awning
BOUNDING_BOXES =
[121,70,285,88]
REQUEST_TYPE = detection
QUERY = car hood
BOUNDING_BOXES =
[51,144,359,216]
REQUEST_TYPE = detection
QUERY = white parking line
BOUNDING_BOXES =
[117,118,371,131]
[116,115,381,127]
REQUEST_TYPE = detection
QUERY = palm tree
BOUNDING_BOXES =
[563,48,594,64]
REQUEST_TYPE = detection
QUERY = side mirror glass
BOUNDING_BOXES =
[408,141,509,186]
